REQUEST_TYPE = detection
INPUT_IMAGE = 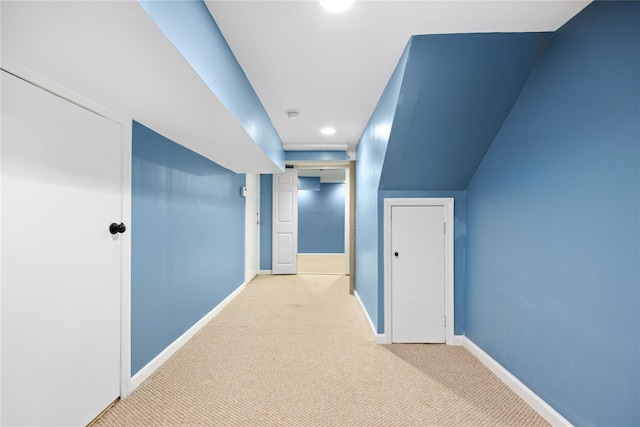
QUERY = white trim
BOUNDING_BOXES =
[1,53,127,125]
[354,290,386,344]
[2,55,135,400]
[259,270,272,275]
[452,335,465,346]
[245,173,260,284]
[0,4,4,419]
[130,281,247,392]
[461,337,573,427]
[383,198,455,345]
[119,119,133,398]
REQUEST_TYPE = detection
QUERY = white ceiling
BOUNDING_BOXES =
[1,1,283,174]
[1,1,591,174]
[206,0,591,153]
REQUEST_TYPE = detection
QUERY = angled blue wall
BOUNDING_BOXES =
[379,32,551,191]
[299,183,345,254]
[355,43,411,332]
[138,0,284,170]
[131,121,245,374]
[464,2,640,425]
[359,32,549,333]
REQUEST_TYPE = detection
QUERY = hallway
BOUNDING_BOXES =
[95,274,546,426]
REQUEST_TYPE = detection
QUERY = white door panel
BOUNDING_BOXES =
[272,169,297,274]
[391,205,445,343]
[1,71,121,426]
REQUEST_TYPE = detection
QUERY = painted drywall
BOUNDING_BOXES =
[378,191,466,335]
[464,2,639,425]
[137,0,284,171]
[298,177,321,191]
[379,32,551,191]
[355,42,411,332]
[299,183,346,254]
[285,151,349,161]
[131,121,245,375]
[259,174,273,270]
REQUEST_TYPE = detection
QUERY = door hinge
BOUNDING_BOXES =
[444,315,446,327]
[443,222,446,234]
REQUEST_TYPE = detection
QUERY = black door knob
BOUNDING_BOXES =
[109,222,126,235]
[394,252,399,257]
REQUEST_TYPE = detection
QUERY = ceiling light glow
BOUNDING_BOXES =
[321,127,336,135]
[320,0,354,13]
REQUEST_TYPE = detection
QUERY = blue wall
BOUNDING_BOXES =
[138,0,284,170]
[298,177,321,191]
[285,151,349,161]
[259,174,273,270]
[131,122,245,375]
[355,43,411,332]
[464,2,640,425]
[299,183,345,254]
[379,32,550,191]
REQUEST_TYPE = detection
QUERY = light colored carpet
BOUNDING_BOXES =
[95,275,548,426]
[298,253,345,275]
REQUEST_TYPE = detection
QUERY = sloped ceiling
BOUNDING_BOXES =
[208,1,590,153]
[0,1,283,174]
[379,32,552,191]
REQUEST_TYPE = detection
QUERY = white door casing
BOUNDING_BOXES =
[1,70,123,426]
[245,173,260,282]
[272,169,298,274]
[383,198,454,345]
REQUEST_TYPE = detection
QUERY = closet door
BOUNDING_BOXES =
[1,71,122,426]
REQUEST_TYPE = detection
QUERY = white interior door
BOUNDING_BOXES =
[272,169,298,274]
[1,71,122,426]
[391,205,445,343]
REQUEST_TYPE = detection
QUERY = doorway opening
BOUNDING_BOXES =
[296,166,347,275]
[271,161,351,276]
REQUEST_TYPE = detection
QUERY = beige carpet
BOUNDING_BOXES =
[298,254,345,275]
[95,275,548,426]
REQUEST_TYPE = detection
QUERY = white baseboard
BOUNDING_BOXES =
[130,281,247,392]
[353,290,387,344]
[258,270,272,275]
[452,335,465,346]
[461,337,572,427]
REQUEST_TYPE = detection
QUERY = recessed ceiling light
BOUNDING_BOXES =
[321,127,336,135]
[320,0,354,13]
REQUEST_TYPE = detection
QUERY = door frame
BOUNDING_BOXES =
[2,57,133,398]
[383,198,454,345]
[281,161,351,275]
[244,173,260,283]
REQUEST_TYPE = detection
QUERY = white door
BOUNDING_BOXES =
[1,71,122,426]
[272,169,298,274]
[391,205,445,343]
